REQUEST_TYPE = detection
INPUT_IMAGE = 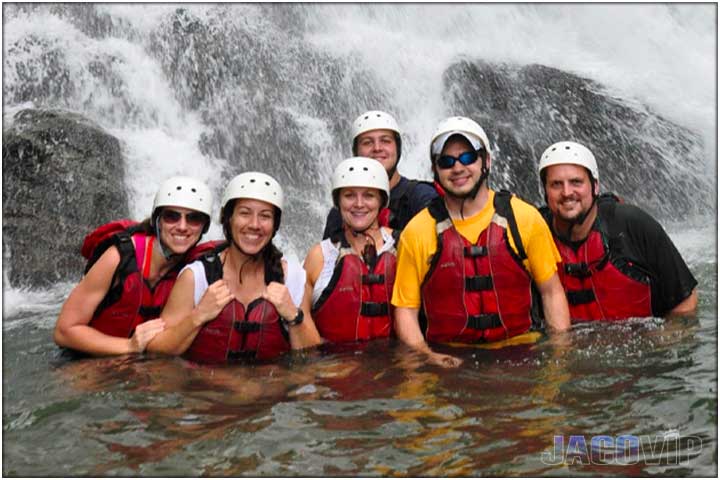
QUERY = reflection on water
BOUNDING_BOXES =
[2,306,716,476]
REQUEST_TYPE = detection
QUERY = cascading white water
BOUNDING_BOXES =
[2,3,716,314]
[302,3,716,178]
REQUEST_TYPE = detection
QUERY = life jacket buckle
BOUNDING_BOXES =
[464,245,488,257]
[567,289,596,305]
[233,321,261,333]
[467,314,502,330]
[565,262,591,278]
[465,275,493,291]
[362,273,385,285]
[360,302,389,317]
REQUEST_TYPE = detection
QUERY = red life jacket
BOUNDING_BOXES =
[312,238,396,344]
[184,248,290,363]
[550,195,653,321]
[82,221,221,339]
[421,192,536,344]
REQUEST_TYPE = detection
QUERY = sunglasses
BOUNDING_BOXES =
[160,209,207,227]
[435,150,483,170]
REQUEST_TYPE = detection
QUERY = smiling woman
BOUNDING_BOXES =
[146,172,322,363]
[303,157,398,346]
[53,176,215,357]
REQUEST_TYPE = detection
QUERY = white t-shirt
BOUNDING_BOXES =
[311,228,396,305]
[181,254,307,307]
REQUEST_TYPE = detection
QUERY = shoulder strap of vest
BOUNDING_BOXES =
[595,193,620,236]
[391,228,401,244]
[493,190,527,261]
[537,204,553,229]
[200,248,226,284]
[426,196,449,223]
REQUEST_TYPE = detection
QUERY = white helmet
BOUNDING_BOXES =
[351,110,401,141]
[221,172,284,218]
[331,157,390,208]
[152,176,213,218]
[430,116,490,159]
[538,141,599,182]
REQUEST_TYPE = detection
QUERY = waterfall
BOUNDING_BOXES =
[3,3,716,273]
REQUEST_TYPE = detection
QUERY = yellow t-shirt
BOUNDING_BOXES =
[391,190,561,309]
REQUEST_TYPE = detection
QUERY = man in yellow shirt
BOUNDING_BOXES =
[392,116,570,367]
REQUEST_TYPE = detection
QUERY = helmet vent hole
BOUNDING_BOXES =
[176,186,182,190]
[250,179,256,183]
[363,167,368,171]
[349,167,355,171]
[265,181,270,186]
[191,188,196,192]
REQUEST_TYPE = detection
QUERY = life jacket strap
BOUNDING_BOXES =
[467,314,502,330]
[227,350,256,361]
[567,289,596,305]
[233,322,261,333]
[465,275,493,291]
[564,262,591,278]
[138,305,162,319]
[464,245,488,257]
[361,302,389,317]
[362,273,385,285]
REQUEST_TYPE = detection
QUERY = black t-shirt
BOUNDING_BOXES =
[321,176,438,239]
[557,202,697,317]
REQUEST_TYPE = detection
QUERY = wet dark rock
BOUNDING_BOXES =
[443,60,711,220]
[3,108,128,287]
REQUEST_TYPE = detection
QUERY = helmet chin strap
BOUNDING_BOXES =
[560,190,598,242]
[343,223,378,269]
[155,223,180,260]
[344,220,378,239]
[457,155,490,220]
[155,221,202,261]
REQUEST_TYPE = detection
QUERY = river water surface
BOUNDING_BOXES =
[3,227,716,476]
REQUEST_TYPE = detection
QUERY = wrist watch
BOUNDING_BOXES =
[281,309,304,327]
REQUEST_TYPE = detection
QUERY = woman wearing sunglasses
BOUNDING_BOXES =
[54,176,214,356]
[302,157,397,346]
[147,172,321,363]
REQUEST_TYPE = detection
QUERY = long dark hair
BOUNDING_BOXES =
[221,199,284,284]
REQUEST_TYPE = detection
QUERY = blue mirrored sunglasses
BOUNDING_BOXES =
[436,150,480,170]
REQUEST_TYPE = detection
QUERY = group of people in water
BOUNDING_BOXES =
[54,111,699,367]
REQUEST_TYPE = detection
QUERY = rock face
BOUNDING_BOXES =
[443,60,712,220]
[3,109,128,288]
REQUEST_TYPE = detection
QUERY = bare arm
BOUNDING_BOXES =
[289,282,322,350]
[394,307,462,368]
[536,273,571,332]
[264,279,321,351]
[53,246,164,356]
[668,288,698,317]
[147,270,233,355]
